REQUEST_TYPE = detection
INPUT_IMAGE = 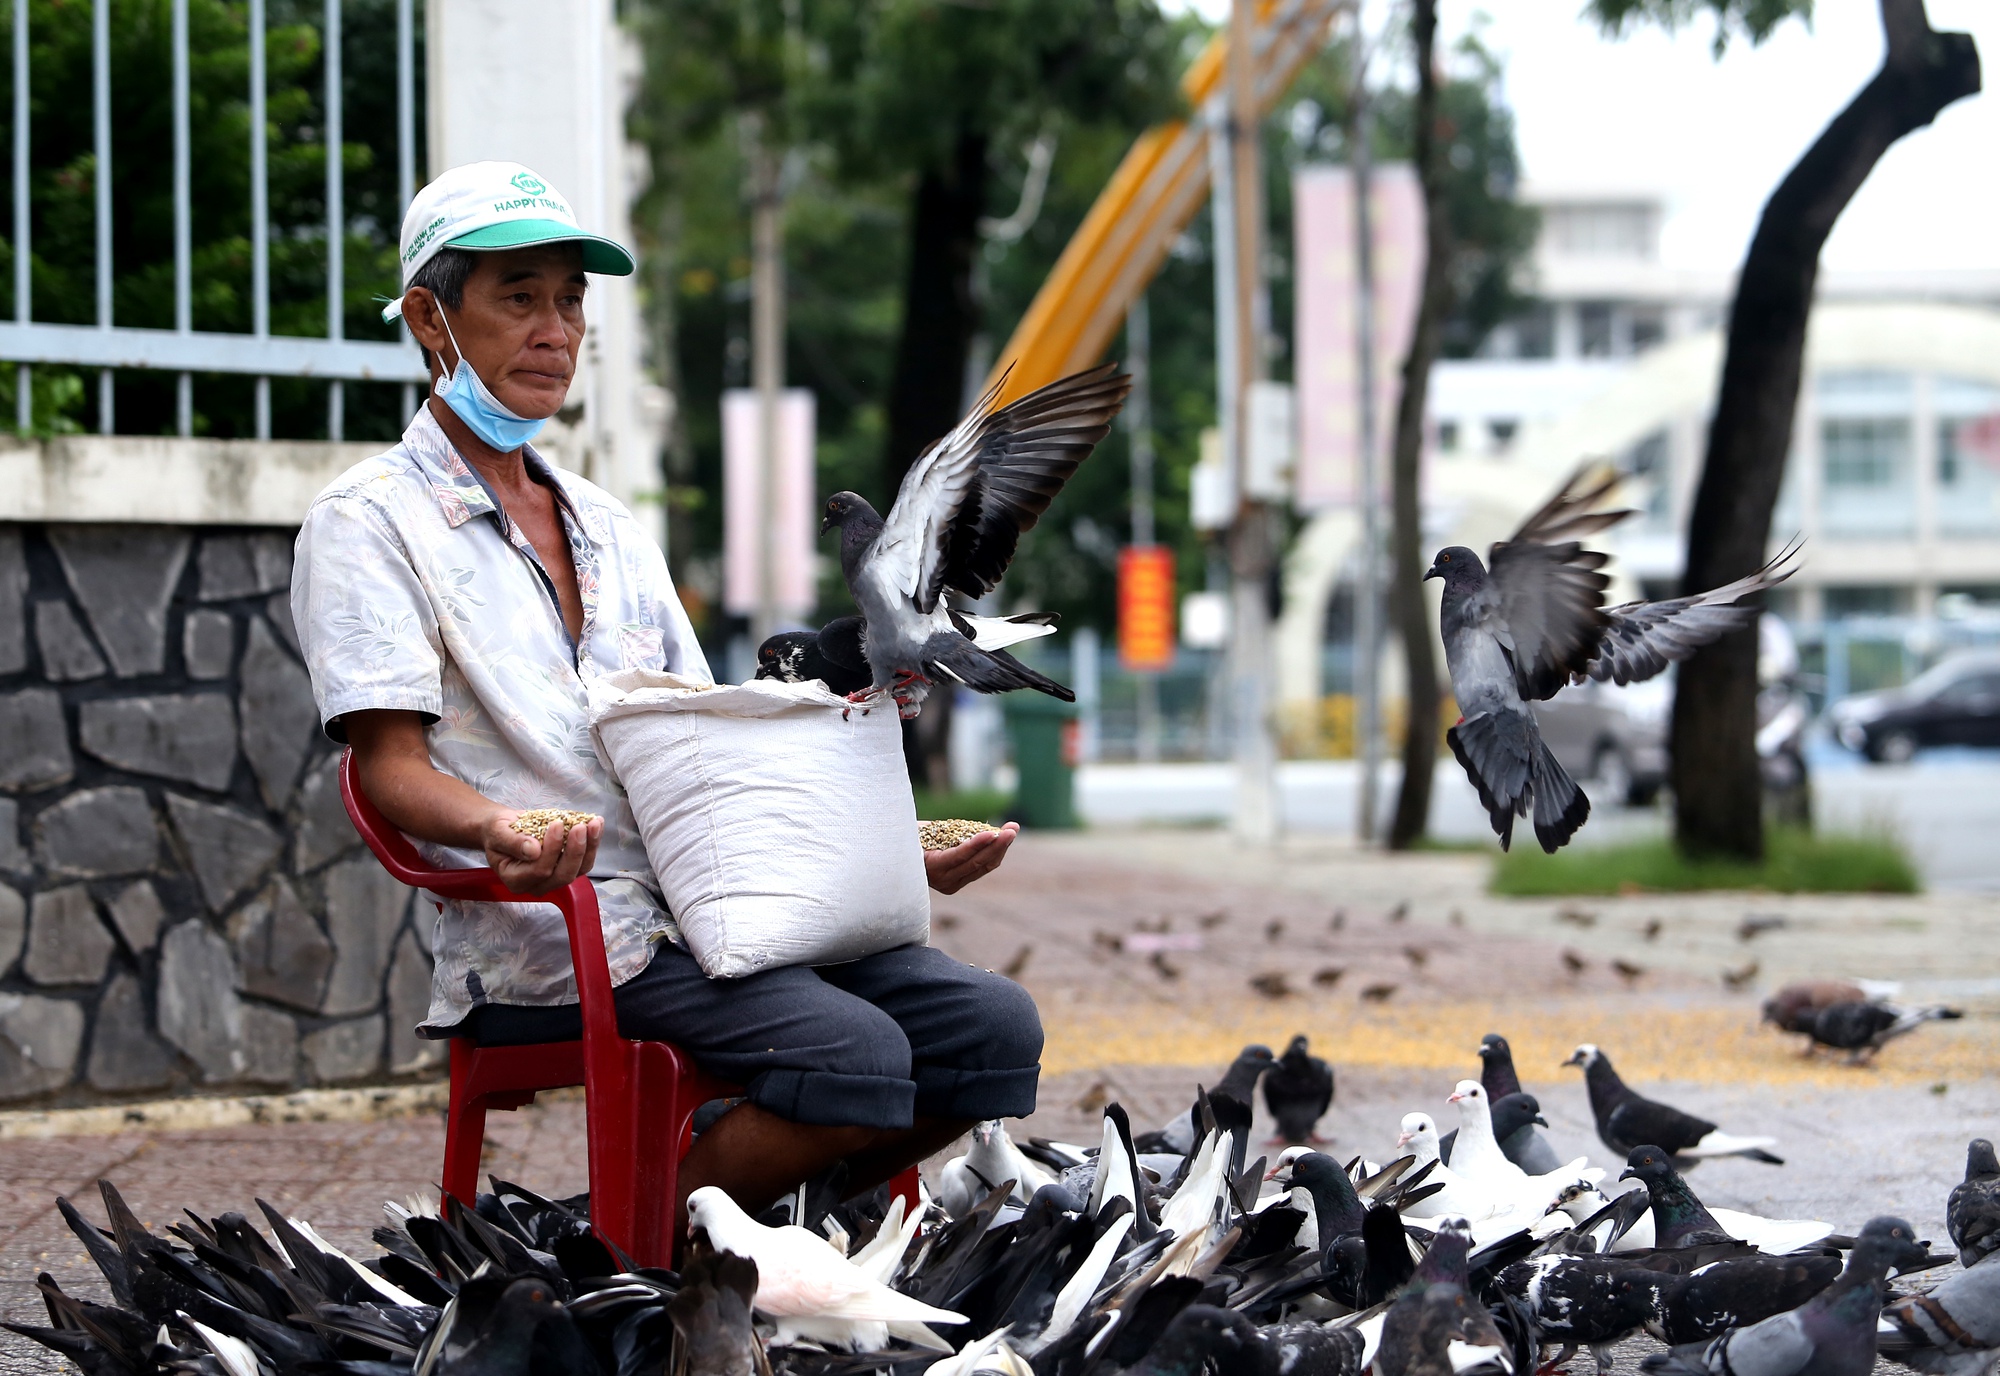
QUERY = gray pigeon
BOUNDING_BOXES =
[1952,1138,2000,1267]
[1878,1249,2000,1376]
[1426,466,1796,852]
[820,364,1130,718]
[1640,1215,1931,1376]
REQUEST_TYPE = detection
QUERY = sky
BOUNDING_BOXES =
[1165,1,2000,273]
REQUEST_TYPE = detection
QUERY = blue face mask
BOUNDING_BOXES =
[432,311,547,452]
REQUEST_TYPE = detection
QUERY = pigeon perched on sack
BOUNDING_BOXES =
[754,611,1066,704]
[821,364,1130,718]
[1427,465,1797,852]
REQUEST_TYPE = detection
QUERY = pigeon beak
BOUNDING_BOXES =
[1618,1167,1638,1182]
[1396,1132,1414,1147]
[1423,564,1442,581]
[1533,1115,1550,1128]
[1446,1091,1465,1104]
[819,513,835,536]
[1562,1051,1585,1067]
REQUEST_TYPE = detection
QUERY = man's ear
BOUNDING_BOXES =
[402,286,447,359]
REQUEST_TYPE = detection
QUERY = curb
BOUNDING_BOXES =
[0,1079,454,1140]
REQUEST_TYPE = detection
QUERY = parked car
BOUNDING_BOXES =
[1533,676,1670,807]
[1829,651,2000,763]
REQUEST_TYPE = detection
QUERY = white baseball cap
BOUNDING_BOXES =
[381,160,635,321]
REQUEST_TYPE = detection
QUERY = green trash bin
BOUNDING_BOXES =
[1004,692,1080,829]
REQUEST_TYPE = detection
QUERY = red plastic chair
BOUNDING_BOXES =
[337,749,921,1266]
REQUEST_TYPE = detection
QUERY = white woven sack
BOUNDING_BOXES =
[587,669,930,979]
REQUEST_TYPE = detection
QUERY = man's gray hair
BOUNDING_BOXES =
[408,247,476,370]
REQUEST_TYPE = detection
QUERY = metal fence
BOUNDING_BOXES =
[5,0,426,441]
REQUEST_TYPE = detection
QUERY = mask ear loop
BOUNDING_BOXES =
[432,304,467,392]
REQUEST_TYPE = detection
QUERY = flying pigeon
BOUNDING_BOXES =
[1263,1034,1335,1145]
[1878,1240,2000,1376]
[754,611,1064,701]
[684,1186,968,1351]
[1949,1137,2000,1267]
[1564,1043,1783,1165]
[1640,1216,1930,1376]
[1425,466,1796,851]
[820,364,1131,718]
[1804,999,1963,1063]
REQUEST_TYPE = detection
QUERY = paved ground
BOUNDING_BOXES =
[5,832,1996,1373]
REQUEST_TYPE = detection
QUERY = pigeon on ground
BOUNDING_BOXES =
[684,1186,968,1351]
[1564,1044,1783,1165]
[1440,1081,1601,1212]
[1439,1092,1559,1176]
[1493,1254,1659,1375]
[1646,1253,1842,1346]
[755,611,1062,700]
[1263,1035,1335,1145]
[1878,1242,2000,1376]
[670,1251,762,1376]
[820,364,1130,717]
[1805,999,1964,1063]
[1145,1044,1275,1155]
[1620,1147,1738,1249]
[1640,1216,1930,1376]
[1949,1138,2000,1267]
[1478,1034,1524,1099]
[1760,980,1866,1035]
[1425,466,1796,852]
[939,1120,1058,1217]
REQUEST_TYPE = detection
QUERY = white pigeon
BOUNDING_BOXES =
[1085,1110,1138,1220]
[1443,1081,1604,1210]
[938,1120,1057,1217]
[686,1186,968,1352]
[1604,1201,1835,1254]
[1393,1114,1508,1222]
[1158,1128,1230,1243]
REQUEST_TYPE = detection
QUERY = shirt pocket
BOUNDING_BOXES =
[617,622,667,669]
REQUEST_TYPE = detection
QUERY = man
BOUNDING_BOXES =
[293,161,1041,1233]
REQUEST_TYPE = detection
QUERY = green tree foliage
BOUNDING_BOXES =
[0,0,415,439]
[1587,0,1815,54]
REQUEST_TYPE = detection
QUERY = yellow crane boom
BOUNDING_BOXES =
[983,0,1346,407]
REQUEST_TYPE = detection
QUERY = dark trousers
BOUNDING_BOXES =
[460,941,1042,1130]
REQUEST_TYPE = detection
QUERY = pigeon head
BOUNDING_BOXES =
[1489,1092,1547,1140]
[1967,1138,2000,1182]
[1236,1043,1277,1070]
[1852,1215,1930,1275]
[1562,1042,1602,1070]
[1397,1112,1439,1153]
[1477,1033,1511,1063]
[1281,1033,1311,1060]
[1424,546,1486,589]
[1446,1080,1486,1109]
[971,1119,1003,1148]
[1413,1218,1473,1287]
[1618,1145,1676,1187]
[819,490,876,536]
[686,1185,750,1244]
[754,631,811,681]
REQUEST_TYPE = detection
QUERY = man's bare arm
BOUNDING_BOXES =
[343,709,602,896]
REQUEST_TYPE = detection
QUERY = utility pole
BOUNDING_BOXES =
[1350,29,1384,845]
[1127,292,1163,763]
[749,118,785,647]
[1224,0,1277,843]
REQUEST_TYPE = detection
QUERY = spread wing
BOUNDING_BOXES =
[1584,545,1801,686]
[870,364,1131,616]
[1485,465,1634,701]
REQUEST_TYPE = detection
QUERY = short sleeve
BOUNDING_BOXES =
[292,493,445,742]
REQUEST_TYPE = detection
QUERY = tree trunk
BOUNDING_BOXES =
[1385,0,1451,850]
[886,129,989,789]
[1671,0,1977,859]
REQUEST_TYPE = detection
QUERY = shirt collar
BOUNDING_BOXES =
[401,403,611,546]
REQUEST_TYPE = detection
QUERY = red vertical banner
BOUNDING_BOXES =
[1118,545,1176,671]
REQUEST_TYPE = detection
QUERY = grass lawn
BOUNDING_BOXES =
[912,787,1012,822]
[1490,827,1919,895]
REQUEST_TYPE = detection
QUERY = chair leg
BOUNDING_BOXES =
[891,1165,922,1216]
[442,1044,487,1208]
[628,1042,684,1269]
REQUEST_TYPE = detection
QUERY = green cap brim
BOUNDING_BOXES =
[446,219,636,276]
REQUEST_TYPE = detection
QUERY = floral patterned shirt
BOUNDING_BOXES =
[292,405,710,1034]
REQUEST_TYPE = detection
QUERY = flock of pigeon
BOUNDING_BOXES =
[12,1030,2000,1376]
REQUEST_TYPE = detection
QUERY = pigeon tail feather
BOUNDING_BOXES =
[925,635,1075,701]
[1531,738,1590,853]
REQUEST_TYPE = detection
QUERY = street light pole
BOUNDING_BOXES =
[1225,0,1278,844]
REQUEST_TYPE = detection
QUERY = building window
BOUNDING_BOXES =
[1630,307,1666,353]
[1621,428,1672,529]
[1437,419,1459,453]
[1822,585,1907,620]
[1820,416,1914,537]
[1935,376,2000,535]
[1488,418,1518,451]
[1579,302,1615,358]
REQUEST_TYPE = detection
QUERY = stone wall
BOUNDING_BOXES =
[0,523,442,1104]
